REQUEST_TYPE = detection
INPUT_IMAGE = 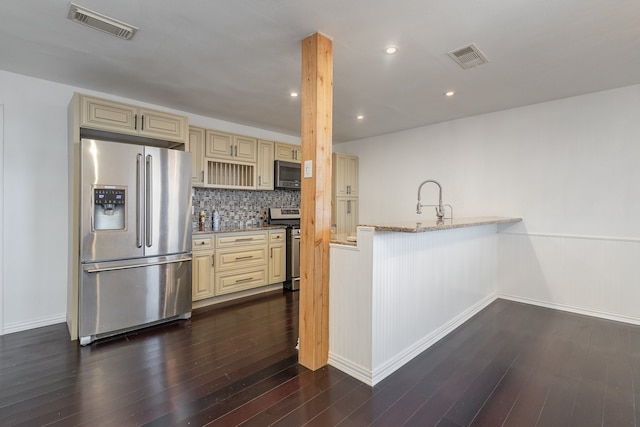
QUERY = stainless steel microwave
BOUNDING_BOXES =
[274,160,301,190]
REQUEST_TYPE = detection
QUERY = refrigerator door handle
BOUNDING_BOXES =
[146,154,153,248]
[83,255,192,273]
[136,154,143,248]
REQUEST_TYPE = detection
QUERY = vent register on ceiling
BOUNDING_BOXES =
[67,3,138,40]
[447,43,489,70]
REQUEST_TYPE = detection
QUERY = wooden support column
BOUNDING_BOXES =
[299,32,333,370]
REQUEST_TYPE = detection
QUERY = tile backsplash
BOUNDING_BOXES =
[192,188,300,230]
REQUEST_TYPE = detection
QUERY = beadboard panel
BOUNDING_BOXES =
[328,228,374,380]
[329,224,499,385]
[498,232,640,324]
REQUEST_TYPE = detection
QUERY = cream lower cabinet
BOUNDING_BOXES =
[214,231,268,296]
[192,236,215,301]
[193,230,287,300]
[268,230,286,284]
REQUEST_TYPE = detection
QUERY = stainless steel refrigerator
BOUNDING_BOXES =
[78,138,192,345]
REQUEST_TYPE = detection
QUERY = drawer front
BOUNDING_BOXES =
[216,232,267,248]
[193,236,214,251]
[215,266,268,295]
[269,230,286,243]
[216,246,267,270]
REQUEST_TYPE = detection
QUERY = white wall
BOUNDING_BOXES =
[0,69,300,335]
[338,84,640,323]
[0,104,4,333]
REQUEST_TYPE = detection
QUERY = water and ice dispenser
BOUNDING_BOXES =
[93,186,126,231]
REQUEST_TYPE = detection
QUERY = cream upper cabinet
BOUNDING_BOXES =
[78,94,188,144]
[234,135,258,162]
[274,142,302,163]
[189,126,206,186]
[205,130,257,162]
[205,130,234,159]
[332,152,360,236]
[257,139,274,190]
[333,153,359,197]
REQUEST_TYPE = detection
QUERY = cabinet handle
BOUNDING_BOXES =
[235,255,253,260]
[235,238,253,242]
[230,146,234,156]
[347,200,351,214]
[199,241,206,245]
[212,255,215,267]
[235,277,253,284]
[234,146,238,157]
[258,176,261,186]
[201,171,204,182]
[134,114,138,130]
[141,115,144,131]
[270,248,273,258]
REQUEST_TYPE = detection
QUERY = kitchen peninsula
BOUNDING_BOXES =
[328,216,522,386]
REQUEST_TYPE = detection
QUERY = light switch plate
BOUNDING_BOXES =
[304,160,313,178]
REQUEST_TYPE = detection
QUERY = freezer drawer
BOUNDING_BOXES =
[79,255,192,345]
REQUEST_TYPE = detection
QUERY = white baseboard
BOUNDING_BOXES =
[497,294,640,326]
[2,313,67,335]
[329,293,498,386]
[327,352,374,386]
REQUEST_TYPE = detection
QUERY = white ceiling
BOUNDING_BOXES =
[1,1,639,142]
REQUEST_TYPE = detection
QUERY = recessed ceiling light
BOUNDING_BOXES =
[444,91,456,97]
[384,46,398,55]
[356,115,364,120]
[290,92,299,97]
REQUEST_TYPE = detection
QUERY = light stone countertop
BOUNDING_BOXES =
[199,217,522,242]
[330,216,522,245]
[192,224,286,235]
[359,216,522,233]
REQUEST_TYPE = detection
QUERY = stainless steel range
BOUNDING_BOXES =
[268,208,300,291]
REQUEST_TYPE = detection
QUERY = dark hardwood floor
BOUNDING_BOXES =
[2,291,640,426]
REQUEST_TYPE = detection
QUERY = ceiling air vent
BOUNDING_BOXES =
[67,3,138,40]
[447,43,489,70]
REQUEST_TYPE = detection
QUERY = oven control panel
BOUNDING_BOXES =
[269,207,301,220]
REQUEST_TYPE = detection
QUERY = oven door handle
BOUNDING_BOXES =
[293,235,300,240]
